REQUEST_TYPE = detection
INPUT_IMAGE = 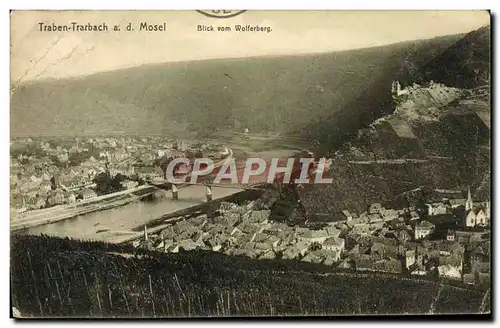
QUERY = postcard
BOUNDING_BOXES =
[10,10,491,318]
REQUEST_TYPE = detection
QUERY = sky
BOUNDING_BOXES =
[10,10,490,83]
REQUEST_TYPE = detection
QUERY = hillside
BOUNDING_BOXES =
[419,25,491,88]
[300,81,490,215]
[11,235,489,317]
[11,32,467,138]
[296,25,490,215]
[305,25,490,150]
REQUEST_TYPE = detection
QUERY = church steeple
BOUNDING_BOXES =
[466,186,473,212]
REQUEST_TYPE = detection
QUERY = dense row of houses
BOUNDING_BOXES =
[135,187,489,285]
[11,135,231,213]
[136,200,346,266]
[426,187,490,227]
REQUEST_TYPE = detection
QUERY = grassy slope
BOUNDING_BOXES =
[11,235,489,317]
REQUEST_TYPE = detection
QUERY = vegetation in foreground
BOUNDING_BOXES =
[11,235,489,317]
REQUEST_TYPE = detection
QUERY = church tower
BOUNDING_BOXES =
[465,186,473,212]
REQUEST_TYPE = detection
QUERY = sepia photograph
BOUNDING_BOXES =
[9,10,491,318]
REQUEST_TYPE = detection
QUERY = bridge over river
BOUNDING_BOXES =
[12,183,264,244]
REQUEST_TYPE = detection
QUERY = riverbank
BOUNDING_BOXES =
[10,185,157,231]
[14,185,250,243]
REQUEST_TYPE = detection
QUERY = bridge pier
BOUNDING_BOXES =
[206,185,213,202]
[172,184,178,200]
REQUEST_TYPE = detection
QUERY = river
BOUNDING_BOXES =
[17,184,244,242]
[16,138,304,243]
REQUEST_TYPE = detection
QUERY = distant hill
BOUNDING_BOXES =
[303,25,491,151]
[11,31,474,138]
[420,25,491,88]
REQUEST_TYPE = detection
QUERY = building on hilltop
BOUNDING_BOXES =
[391,80,409,98]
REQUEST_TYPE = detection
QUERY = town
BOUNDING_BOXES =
[10,135,229,213]
[134,183,491,287]
[10,133,491,287]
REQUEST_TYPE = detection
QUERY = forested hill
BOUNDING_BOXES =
[418,25,491,88]
[11,29,479,138]
[298,25,490,150]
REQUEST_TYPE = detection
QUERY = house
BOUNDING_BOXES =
[341,210,354,221]
[368,203,384,214]
[79,188,97,200]
[120,179,138,190]
[368,213,383,224]
[427,202,448,216]
[294,242,309,257]
[414,221,435,240]
[25,195,46,209]
[323,237,345,254]
[300,229,328,243]
[47,190,65,206]
[250,232,269,243]
[176,239,199,251]
[439,255,462,272]
[355,254,373,271]
[221,212,240,228]
[173,220,196,237]
[259,250,277,260]
[478,273,490,285]
[448,198,466,208]
[471,260,490,275]
[160,226,176,240]
[219,202,238,214]
[409,211,420,221]
[410,262,428,276]
[324,226,341,238]
[301,252,323,264]
[249,210,270,225]
[265,235,281,249]
[135,165,163,180]
[446,229,455,242]
[323,252,339,265]
[381,209,399,221]
[437,265,461,280]
[405,250,416,269]
[463,273,476,285]
[371,242,387,261]
[282,242,309,260]
[373,259,402,273]
[39,180,52,193]
[396,229,412,244]
[338,259,353,269]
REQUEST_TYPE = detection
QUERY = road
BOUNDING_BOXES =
[349,159,429,164]
[10,185,155,231]
[12,149,237,233]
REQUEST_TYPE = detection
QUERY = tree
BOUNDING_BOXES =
[93,172,124,195]
[159,156,174,179]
